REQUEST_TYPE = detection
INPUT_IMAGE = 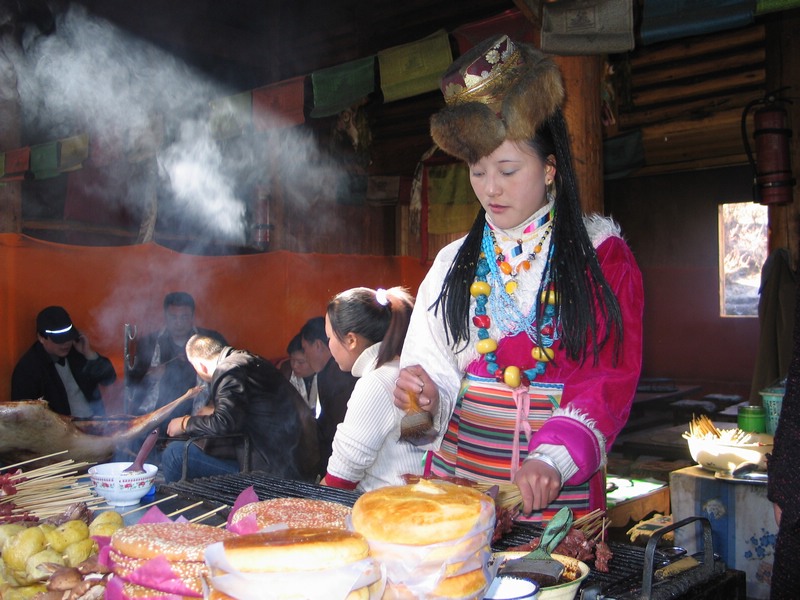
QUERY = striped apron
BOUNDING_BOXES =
[429,374,593,523]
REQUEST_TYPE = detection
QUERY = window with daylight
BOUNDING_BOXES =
[719,202,768,317]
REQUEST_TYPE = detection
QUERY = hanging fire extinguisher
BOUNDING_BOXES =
[742,88,796,205]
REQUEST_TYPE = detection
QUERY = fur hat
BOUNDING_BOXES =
[430,35,564,163]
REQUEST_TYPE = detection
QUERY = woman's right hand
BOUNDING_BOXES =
[394,365,439,414]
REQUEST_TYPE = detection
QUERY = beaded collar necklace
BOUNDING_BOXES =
[471,215,559,388]
[489,208,554,295]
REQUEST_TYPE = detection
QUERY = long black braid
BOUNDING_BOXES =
[431,108,623,365]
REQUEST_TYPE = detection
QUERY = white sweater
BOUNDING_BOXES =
[326,343,425,492]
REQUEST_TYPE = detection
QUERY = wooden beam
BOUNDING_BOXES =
[630,25,765,70]
[631,68,765,108]
[629,152,749,177]
[631,47,765,89]
[618,91,758,130]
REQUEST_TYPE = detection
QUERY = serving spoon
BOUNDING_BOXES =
[122,429,159,474]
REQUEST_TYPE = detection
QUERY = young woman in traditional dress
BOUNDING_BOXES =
[394,35,644,523]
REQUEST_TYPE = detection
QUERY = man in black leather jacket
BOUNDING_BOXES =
[162,335,319,483]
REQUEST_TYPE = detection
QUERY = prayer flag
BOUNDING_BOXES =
[0,147,30,182]
[30,141,60,180]
[641,0,754,45]
[311,56,376,118]
[756,0,800,12]
[252,76,306,132]
[59,133,89,172]
[541,0,635,55]
[453,9,536,54]
[378,30,452,103]
[426,163,480,235]
[210,91,253,140]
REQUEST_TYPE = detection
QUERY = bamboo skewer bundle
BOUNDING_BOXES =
[682,414,754,445]
[573,508,606,539]
[0,452,99,521]
[474,481,523,510]
[0,450,69,472]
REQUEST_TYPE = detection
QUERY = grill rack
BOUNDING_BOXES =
[159,472,742,599]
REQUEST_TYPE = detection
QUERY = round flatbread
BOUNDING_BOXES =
[351,479,491,545]
[230,497,351,530]
[110,522,235,562]
[221,527,369,573]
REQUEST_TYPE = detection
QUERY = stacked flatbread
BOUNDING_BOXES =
[109,522,235,598]
[350,479,496,599]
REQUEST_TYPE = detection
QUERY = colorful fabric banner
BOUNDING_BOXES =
[59,133,89,172]
[311,56,376,118]
[541,0,635,55]
[378,30,453,103]
[452,8,536,54]
[426,163,480,235]
[252,76,306,132]
[641,0,755,45]
[210,91,253,140]
[30,141,60,179]
[0,147,30,182]
[756,0,800,12]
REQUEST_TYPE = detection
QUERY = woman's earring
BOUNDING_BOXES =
[546,178,556,202]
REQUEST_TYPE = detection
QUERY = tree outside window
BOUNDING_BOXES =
[719,202,768,317]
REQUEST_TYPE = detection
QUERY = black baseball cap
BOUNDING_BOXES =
[36,306,80,343]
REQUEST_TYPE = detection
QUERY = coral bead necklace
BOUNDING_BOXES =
[471,216,559,389]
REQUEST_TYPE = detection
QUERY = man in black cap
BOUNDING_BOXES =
[11,306,117,416]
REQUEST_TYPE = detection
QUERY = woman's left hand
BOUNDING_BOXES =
[513,458,563,515]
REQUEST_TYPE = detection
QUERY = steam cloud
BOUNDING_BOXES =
[2,4,345,247]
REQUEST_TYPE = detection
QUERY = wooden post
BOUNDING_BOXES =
[554,55,605,215]
[765,9,800,269]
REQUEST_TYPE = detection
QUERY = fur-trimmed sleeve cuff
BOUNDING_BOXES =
[530,413,606,485]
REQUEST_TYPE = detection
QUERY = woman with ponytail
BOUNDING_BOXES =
[393,35,644,523]
[321,286,424,492]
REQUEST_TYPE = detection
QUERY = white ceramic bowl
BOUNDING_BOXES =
[491,552,590,600]
[686,433,773,474]
[88,462,158,506]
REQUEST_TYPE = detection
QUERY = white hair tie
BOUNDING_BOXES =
[375,288,390,306]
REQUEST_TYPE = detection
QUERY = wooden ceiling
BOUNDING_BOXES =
[66,0,521,90]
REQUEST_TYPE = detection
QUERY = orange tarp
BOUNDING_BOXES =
[0,234,429,412]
